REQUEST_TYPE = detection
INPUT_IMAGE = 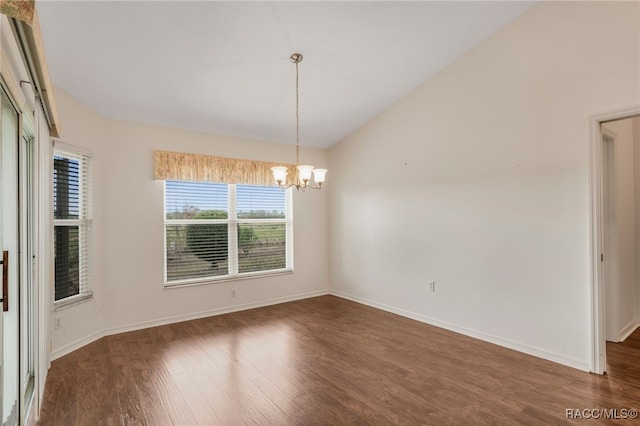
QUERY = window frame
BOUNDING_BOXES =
[163,181,293,287]
[52,143,93,308]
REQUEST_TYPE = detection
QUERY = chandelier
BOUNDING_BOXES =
[271,53,327,190]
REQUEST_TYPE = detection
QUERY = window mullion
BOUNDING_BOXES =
[166,218,228,226]
[53,219,83,226]
[228,184,238,275]
[285,187,293,269]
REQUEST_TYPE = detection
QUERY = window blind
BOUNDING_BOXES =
[53,149,92,301]
[236,185,289,273]
[165,181,230,281]
[164,181,292,285]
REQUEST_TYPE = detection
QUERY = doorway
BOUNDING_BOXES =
[601,117,640,346]
[590,106,640,374]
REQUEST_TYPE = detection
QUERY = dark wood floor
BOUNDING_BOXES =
[36,295,640,425]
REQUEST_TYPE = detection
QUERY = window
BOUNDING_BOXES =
[164,180,292,285]
[53,147,93,303]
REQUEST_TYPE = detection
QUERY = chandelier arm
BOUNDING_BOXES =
[278,181,322,191]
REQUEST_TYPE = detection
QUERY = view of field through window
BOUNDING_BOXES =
[165,181,288,282]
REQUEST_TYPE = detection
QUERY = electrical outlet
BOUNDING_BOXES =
[428,281,436,292]
[54,317,61,329]
[230,289,236,298]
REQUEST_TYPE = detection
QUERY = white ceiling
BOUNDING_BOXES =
[36,1,535,149]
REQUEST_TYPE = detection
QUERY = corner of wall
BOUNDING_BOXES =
[633,117,640,323]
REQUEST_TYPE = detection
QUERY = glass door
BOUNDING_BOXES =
[1,86,21,426]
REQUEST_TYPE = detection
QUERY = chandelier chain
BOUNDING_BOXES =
[295,59,300,166]
[270,52,326,191]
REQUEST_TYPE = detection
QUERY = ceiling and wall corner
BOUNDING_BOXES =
[327,0,639,371]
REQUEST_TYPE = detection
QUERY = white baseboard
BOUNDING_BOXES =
[102,289,330,336]
[619,319,640,342]
[330,290,591,372]
[50,330,103,361]
[51,289,330,361]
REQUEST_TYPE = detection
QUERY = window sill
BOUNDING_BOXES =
[164,269,293,289]
[53,292,94,311]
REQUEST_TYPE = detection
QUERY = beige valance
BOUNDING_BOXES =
[153,150,296,186]
[0,0,34,23]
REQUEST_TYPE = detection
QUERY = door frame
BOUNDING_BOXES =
[589,105,640,374]
[601,129,619,342]
[19,128,36,420]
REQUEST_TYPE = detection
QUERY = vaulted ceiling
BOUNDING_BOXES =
[37,1,535,148]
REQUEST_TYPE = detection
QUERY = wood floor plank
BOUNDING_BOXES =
[128,360,191,426]
[37,296,640,425]
[35,354,79,426]
[74,339,121,426]
[114,365,148,426]
[184,360,245,425]
[174,369,227,424]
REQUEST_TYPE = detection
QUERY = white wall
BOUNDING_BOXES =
[635,117,640,329]
[328,1,640,371]
[100,117,329,333]
[51,89,106,353]
[51,88,330,356]
[602,118,638,341]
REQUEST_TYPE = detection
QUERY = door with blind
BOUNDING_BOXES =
[1,85,21,426]
[1,82,37,426]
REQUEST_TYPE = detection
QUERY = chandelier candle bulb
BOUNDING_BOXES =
[271,166,288,187]
[312,168,327,185]
[297,165,314,185]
